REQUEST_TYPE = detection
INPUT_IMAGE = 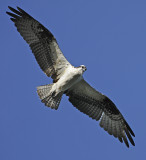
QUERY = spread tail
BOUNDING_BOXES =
[37,84,63,110]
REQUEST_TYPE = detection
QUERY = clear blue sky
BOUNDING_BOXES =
[1,0,146,159]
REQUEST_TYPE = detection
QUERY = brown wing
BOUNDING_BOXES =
[6,6,71,81]
[66,79,135,148]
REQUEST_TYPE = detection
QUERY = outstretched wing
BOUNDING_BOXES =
[6,6,71,82]
[66,79,135,147]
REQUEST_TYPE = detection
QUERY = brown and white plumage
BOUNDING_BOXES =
[65,79,135,147]
[6,6,71,82]
[6,6,135,148]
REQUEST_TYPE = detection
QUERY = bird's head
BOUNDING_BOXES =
[80,65,87,72]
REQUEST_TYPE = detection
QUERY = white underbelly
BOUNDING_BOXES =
[56,68,82,92]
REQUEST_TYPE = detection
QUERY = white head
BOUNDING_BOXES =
[80,65,87,72]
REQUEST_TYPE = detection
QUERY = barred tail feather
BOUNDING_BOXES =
[37,84,63,110]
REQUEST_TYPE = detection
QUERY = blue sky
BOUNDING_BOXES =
[1,0,146,159]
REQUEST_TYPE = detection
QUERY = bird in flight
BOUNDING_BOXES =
[6,6,135,148]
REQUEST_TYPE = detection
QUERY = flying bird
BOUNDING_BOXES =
[6,6,135,148]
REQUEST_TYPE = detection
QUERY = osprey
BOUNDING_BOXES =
[6,6,135,148]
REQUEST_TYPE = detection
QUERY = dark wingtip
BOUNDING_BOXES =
[17,6,21,10]
[8,6,16,12]
[124,120,135,137]
[7,6,23,17]
[8,6,13,10]
[6,11,20,19]
[126,144,130,148]
[118,137,123,143]
[10,18,16,22]
[17,6,24,12]
[125,141,129,148]
[6,11,9,15]
[16,6,32,18]
[125,128,135,146]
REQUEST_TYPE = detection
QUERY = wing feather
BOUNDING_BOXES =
[6,6,71,81]
[66,79,135,147]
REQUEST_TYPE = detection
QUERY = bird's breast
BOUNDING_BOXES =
[56,67,82,92]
